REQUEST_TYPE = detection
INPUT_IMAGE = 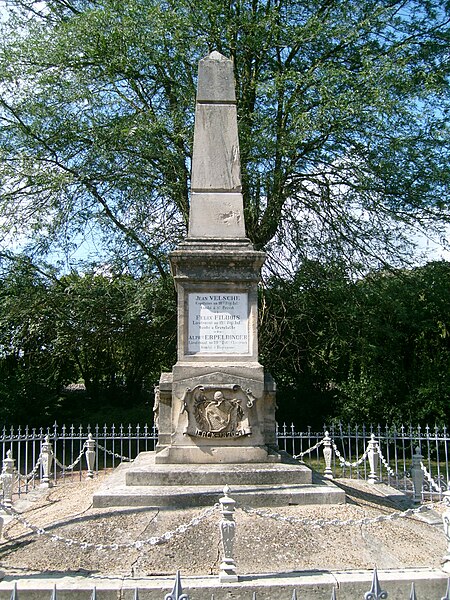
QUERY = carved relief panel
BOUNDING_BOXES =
[181,384,257,438]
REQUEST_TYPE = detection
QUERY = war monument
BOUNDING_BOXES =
[93,52,344,507]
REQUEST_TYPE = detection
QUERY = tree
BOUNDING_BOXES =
[0,0,449,275]
[335,260,450,424]
[259,259,353,427]
[261,259,450,427]
[0,258,177,425]
[0,257,71,423]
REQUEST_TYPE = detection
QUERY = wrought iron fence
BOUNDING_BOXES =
[277,422,450,496]
[0,422,158,495]
[2,422,450,499]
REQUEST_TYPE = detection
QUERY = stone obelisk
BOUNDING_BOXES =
[93,53,346,508]
[155,51,278,464]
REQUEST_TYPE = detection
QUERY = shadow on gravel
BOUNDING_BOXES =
[332,480,414,511]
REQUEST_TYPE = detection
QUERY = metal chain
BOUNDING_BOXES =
[0,501,219,550]
[96,443,133,462]
[375,443,398,478]
[420,461,444,494]
[52,443,87,471]
[332,441,370,468]
[238,503,431,528]
[293,440,324,460]
[15,456,43,482]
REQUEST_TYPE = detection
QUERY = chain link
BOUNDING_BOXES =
[293,440,324,460]
[332,442,370,468]
[420,461,444,494]
[0,501,220,550]
[15,456,43,482]
[96,443,133,462]
[238,502,431,528]
[52,443,87,471]
[375,444,398,478]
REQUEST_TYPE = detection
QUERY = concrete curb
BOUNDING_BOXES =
[0,568,448,600]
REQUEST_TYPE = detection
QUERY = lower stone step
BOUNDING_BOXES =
[93,480,345,508]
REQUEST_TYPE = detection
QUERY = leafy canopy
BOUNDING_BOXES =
[0,256,176,424]
[261,259,450,427]
[0,0,449,274]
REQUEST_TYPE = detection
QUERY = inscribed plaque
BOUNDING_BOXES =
[188,293,249,354]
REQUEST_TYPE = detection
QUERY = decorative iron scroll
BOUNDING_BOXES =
[181,384,257,438]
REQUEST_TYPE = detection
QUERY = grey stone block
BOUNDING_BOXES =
[188,192,245,238]
[191,104,241,192]
[196,51,236,103]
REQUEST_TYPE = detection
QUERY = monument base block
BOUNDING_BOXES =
[153,445,280,464]
[92,451,346,508]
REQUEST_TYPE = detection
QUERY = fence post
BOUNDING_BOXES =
[85,434,96,479]
[367,434,378,484]
[0,450,15,509]
[219,485,238,583]
[411,446,424,504]
[322,431,333,479]
[442,491,450,573]
[40,435,54,488]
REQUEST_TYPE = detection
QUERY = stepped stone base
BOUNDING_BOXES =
[92,452,346,508]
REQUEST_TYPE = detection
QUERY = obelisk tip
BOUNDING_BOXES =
[196,51,236,103]
[206,50,228,61]
[189,51,245,238]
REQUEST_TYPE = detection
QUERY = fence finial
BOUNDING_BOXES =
[10,582,18,600]
[323,431,333,479]
[1,450,15,509]
[367,434,379,484]
[40,436,53,488]
[441,577,450,600]
[411,446,424,504]
[50,584,57,600]
[364,566,388,599]
[164,571,189,600]
[85,434,96,479]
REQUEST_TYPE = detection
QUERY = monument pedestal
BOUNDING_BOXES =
[153,235,280,466]
[155,364,277,465]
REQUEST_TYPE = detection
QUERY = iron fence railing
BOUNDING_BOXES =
[277,422,450,495]
[0,422,158,494]
[2,422,450,498]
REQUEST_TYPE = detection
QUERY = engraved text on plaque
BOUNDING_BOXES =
[188,293,249,354]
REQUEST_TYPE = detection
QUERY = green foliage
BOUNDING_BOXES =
[260,259,352,427]
[336,260,450,424]
[260,260,450,427]
[0,258,176,425]
[0,0,449,272]
[0,258,449,427]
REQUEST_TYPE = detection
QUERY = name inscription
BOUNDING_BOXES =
[188,293,249,354]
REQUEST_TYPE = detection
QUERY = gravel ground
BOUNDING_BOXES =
[0,474,446,579]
